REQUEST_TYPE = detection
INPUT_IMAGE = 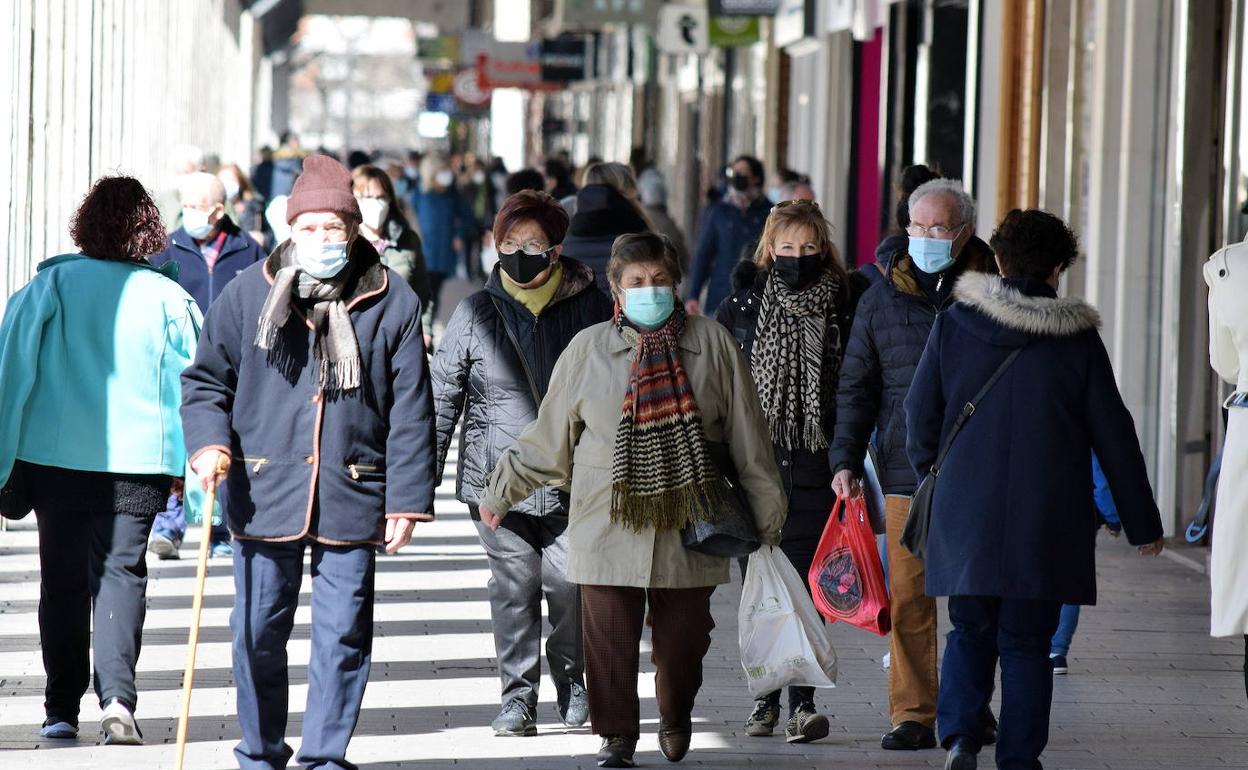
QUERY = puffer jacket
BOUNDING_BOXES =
[559,184,649,294]
[829,237,996,494]
[431,258,613,517]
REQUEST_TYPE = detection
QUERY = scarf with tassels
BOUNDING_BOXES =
[255,244,362,393]
[610,305,726,532]
[750,270,840,450]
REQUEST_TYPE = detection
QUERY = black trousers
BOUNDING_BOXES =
[35,508,156,722]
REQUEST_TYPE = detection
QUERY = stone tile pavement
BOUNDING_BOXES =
[0,452,1244,769]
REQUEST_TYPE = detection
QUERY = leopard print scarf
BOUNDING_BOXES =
[750,270,840,450]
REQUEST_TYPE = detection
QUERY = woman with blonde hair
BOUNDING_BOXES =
[716,199,853,743]
[412,152,477,323]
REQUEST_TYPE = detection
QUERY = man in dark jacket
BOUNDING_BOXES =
[687,155,771,316]
[149,171,266,559]
[181,154,436,770]
[431,190,613,738]
[830,179,997,752]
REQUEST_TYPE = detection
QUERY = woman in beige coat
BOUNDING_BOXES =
[480,232,786,768]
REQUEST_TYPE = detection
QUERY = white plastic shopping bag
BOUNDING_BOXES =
[738,545,838,698]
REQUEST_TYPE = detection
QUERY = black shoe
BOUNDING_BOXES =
[557,682,589,727]
[1051,654,1069,675]
[979,706,998,746]
[597,735,638,768]
[744,695,780,737]
[881,721,937,750]
[658,718,691,762]
[785,703,830,744]
[491,698,537,737]
[944,737,979,770]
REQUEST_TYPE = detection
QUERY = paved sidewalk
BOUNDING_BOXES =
[0,458,1244,768]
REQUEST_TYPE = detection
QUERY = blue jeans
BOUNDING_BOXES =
[153,494,229,543]
[938,596,1062,770]
[1050,605,1081,657]
[231,538,376,770]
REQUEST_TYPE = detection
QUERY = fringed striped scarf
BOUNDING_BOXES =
[610,306,726,532]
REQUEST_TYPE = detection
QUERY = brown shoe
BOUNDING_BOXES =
[658,718,692,762]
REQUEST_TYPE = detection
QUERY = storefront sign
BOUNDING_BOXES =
[774,0,817,48]
[557,0,660,27]
[540,37,591,82]
[453,67,491,107]
[709,0,781,15]
[656,4,709,54]
[416,36,459,64]
[708,16,761,48]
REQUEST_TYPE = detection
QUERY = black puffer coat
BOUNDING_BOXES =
[431,258,614,517]
[560,184,649,294]
[715,261,856,541]
[829,238,996,495]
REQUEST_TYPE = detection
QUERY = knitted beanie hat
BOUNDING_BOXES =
[285,154,362,225]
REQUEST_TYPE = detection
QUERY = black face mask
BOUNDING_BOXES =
[499,249,553,285]
[773,254,824,290]
[730,172,752,192]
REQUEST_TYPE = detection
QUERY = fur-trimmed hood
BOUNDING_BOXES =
[954,272,1100,337]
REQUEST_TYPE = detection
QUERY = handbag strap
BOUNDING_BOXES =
[930,347,1023,476]
[488,295,542,405]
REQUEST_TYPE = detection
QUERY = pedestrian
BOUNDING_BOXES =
[864,164,942,288]
[637,169,691,277]
[352,163,434,337]
[217,162,269,246]
[829,178,998,752]
[560,177,651,294]
[478,232,786,767]
[0,176,201,744]
[545,156,578,200]
[412,152,477,326]
[269,130,306,198]
[148,171,266,560]
[774,176,817,204]
[1049,454,1123,675]
[715,199,852,743]
[904,208,1165,770]
[461,157,499,280]
[431,190,612,738]
[155,143,206,230]
[687,155,772,317]
[564,161,647,221]
[251,145,276,202]
[507,168,547,195]
[1204,233,1248,700]
[180,154,436,770]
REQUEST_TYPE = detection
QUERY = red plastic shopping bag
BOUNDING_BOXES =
[808,496,891,636]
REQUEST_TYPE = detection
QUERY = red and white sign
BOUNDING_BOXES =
[454,67,491,107]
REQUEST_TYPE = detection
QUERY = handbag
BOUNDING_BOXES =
[809,496,891,635]
[0,461,34,521]
[901,347,1023,559]
[681,442,761,558]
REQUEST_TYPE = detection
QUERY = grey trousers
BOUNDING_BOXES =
[472,508,584,706]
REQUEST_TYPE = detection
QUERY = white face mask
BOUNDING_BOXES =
[182,207,216,239]
[295,237,350,279]
[472,170,486,184]
[435,169,454,188]
[220,176,241,201]
[357,198,390,231]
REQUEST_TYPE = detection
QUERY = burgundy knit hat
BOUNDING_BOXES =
[285,154,362,225]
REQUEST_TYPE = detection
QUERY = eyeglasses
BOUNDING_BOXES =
[906,222,966,239]
[498,239,553,256]
[771,199,821,213]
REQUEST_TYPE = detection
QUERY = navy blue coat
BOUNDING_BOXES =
[180,239,436,545]
[150,220,266,314]
[904,274,1164,605]
[688,197,771,315]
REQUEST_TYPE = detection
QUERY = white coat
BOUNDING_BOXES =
[1205,241,1248,637]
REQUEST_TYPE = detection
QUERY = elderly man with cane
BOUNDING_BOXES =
[181,154,437,770]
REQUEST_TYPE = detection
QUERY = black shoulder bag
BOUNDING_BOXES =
[900,347,1023,559]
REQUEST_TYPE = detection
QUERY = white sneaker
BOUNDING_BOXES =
[882,652,891,671]
[100,699,142,745]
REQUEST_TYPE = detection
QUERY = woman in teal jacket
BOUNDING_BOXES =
[0,176,201,746]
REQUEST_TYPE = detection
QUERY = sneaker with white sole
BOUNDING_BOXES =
[785,703,830,743]
[40,719,78,739]
[100,698,142,745]
[744,696,780,737]
[147,530,181,560]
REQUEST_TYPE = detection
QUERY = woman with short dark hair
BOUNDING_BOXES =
[479,232,787,767]
[904,209,1166,770]
[431,190,612,737]
[0,176,201,745]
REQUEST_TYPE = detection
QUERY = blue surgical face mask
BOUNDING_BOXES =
[296,238,350,279]
[622,286,675,329]
[908,236,956,274]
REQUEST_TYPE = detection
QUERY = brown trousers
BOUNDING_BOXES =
[580,584,716,739]
[885,495,938,727]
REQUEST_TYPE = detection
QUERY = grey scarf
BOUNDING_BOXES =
[749,271,840,450]
[255,248,362,393]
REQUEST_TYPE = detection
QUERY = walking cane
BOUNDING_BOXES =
[175,456,228,770]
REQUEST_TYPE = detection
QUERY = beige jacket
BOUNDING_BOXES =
[482,315,787,588]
